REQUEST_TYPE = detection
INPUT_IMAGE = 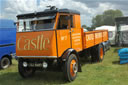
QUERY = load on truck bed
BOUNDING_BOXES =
[16,7,109,82]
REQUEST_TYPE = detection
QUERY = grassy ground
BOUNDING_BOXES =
[0,47,128,85]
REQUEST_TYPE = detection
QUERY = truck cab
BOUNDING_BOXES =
[16,9,83,58]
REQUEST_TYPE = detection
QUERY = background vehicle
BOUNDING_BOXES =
[115,16,128,46]
[16,8,109,81]
[95,26,116,45]
[0,19,16,69]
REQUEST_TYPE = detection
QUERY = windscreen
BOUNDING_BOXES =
[17,16,55,32]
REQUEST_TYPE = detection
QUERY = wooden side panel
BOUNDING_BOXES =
[83,33,95,48]
[57,29,71,57]
[16,31,57,57]
[103,31,108,41]
[95,32,103,45]
[83,30,108,49]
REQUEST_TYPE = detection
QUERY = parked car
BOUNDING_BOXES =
[0,19,16,69]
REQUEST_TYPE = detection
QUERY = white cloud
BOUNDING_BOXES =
[96,3,115,14]
[1,0,37,21]
[38,0,92,14]
[0,15,5,19]
[37,0,93,26]
[1,0,116,26]
[5,0,37,14]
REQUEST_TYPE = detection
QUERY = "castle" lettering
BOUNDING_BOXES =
[17,34,50,50]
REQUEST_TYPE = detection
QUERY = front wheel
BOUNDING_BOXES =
[18,59,35,78]
[63,54,78,82]
[0,57,11,69]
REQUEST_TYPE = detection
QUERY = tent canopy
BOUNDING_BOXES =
[95,26,116,31]
[120,25,128,31]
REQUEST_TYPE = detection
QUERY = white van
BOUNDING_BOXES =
[95,26,116,45]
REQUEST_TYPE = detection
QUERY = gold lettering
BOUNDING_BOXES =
[31,38,37,50]
[37,36,40,50]
[24,39,30,50]
[43,38,50,50]
[17,36,26,50]
[17,34,50,51]
[40,34,43,50]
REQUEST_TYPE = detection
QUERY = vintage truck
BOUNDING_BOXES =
[16,8,109,81]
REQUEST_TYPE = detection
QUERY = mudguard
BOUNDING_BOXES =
[61,48,82,72]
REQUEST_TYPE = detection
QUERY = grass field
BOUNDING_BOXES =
[0,47,128,85]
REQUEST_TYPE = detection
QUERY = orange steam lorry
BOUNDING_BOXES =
[16,8,109,81]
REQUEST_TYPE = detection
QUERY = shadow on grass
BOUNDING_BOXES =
[0,51,96,85]
[112,61,120,65]
[79,53,93,66]
[0,56,92,85]
[0,71,68,85]
[113,47,121,53]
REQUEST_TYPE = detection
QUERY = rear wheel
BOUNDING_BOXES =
[63,54,78,82]
[98,44,104,62]
[91,48,98,62]
[0,57,11,69]
[18,59,36,78]
[91,44,104,62]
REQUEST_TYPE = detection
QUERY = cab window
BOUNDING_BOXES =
[57,15,69,29]
[70,15,74,28]
[17,15,56,32]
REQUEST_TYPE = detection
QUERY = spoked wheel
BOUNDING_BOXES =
[18,59,35,78]
[63,54,78,82]
[70,59,77,77]
[0,57,11,69]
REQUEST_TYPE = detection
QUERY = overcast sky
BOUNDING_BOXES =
[0,0,128,26]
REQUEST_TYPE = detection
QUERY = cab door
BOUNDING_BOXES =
[70,15,83,52]
[56,14,71,57]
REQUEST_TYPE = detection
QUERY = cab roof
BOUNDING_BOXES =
[115,16,128,24]
[17,9,80,19]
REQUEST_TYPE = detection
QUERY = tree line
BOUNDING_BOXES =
[82,9,123,31]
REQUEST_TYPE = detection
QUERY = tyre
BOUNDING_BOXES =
[98,44,104,62]
[0,57,11,69]
[91,44,104,62]
[63,53,78,82]
[90,47,98,62]
[18,59,35,78]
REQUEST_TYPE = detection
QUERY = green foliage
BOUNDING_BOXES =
[92,9,123,28]
[82,25,94,31]
[82,25,87,30]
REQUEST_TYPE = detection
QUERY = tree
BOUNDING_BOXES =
[82,25,94,31]
[92,15,104,27]
[92,9,123,28]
